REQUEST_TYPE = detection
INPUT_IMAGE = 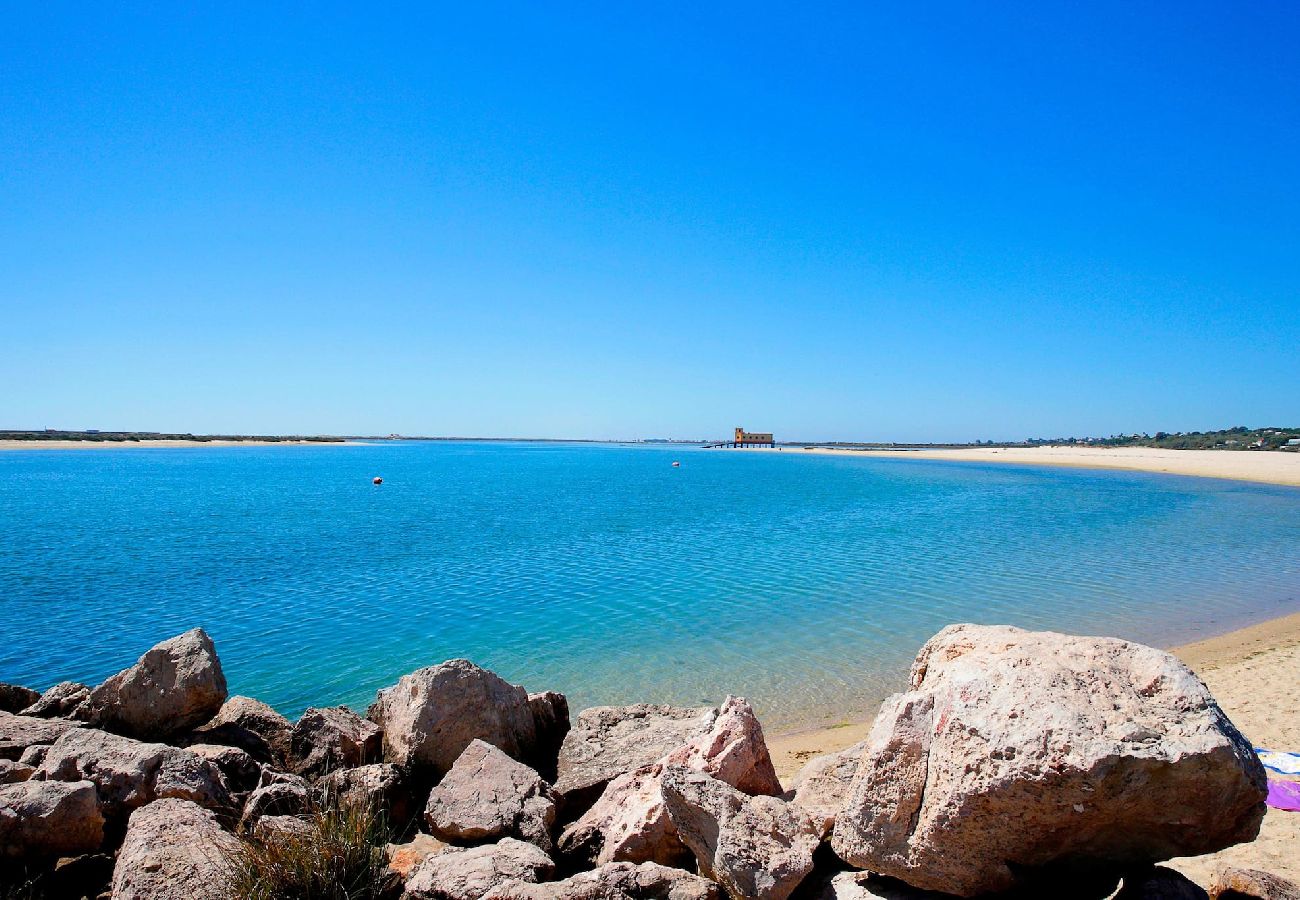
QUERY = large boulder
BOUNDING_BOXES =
[661,768,818,900]
[187,695,293,766]
[0,711,82,761]
[35,727,230,824]
[81,629,228,740]
[369,659,539,778]
[425,739,558,851]
[186,743,263,794]
[558,697,781,867]
[785,740,866,838]
[831,624,1269,897]
[111,798,239,900]
[0,779,104,859]
[402,837,555,900]
[0,683,40,714]
[1209,865,1300,900]
[319,762,413,830]
[20,681,91,718]
[291,705,382,778]
[482,861,723,900]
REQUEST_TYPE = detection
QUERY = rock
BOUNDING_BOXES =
[0,711,83,761]
[387,833,452,880]
[18,744,49,767]
[554,704,715,809]
[370,659,539,779]
[661,768,818,900]
[0,779,104,859]
[831,624,1269,898]
[81,629,228,741]
[240,779,310,829]
[188,695,293,766]
[402,837,555,900]
[254,813,313,840]
[800,871,960,900]
[319,762,413,830]
[111,798,239,900]
[0,683,40,714]
[425,739,558,851]
[46,852,116,899]
[187,743,262,794]
[526,691,570,782]
[0,759,35,784]
[20,681,91,718]
[36,727,230,824]
[291,705,382,778]
[482,861,723,900]
[558,697,782,867]
[1209,865,1300,900]
[1116,867,1210,900]
[786,740,866,838]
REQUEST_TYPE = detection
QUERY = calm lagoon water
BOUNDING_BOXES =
[2,441,1298,731]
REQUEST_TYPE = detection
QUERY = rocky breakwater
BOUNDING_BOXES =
[0,623,1291,900]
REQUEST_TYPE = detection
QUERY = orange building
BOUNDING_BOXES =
[734,427,774,447]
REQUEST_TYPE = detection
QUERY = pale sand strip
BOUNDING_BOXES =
[0,439,354,450]
[768,611,1300,886]
[749,445,1300,488]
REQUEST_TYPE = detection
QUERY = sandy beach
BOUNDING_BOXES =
[755,445,1300,488]
[769,610,1300,886]
[0,439,351,451]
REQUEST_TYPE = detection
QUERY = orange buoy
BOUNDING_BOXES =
[372,476,383,485]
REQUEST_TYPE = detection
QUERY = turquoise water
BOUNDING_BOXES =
[2,442,1298,731]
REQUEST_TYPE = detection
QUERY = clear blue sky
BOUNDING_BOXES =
[3,4,1296,441]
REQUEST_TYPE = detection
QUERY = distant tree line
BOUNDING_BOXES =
[0,430,344,443]
[1017,425,1300,451]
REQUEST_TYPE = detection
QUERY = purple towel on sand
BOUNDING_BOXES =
[1267,779,1300,812]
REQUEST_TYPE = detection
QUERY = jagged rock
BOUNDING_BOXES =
[558,697,781,867]
[369,659,538,779]
[240,779,309,829]
[554,704,715,809]
[319,762,412,829]
[1116,867,1210,900]
[0,683,40,714]
[0,779,104,859]
[36,727,230,824]
[0,711,83,761]
[800,871,960,899]
[187,743,262,794]
[20,681,91,718]
[18,744,49,767]
[1209,865,1300,900]
[402,837,555,900]
[661,768,818,900]
[291,705,382,778]
[0,759,35,784]
[387,833,452,880]
[188,695,293,766]
[786,740,866,838]
[79,629,228,741]
[482,861,723,900]
[111,798,239,900]
[254,814,313,839]
[831,624,1269,898]
[527,691,570,782]
[425,739,558,851]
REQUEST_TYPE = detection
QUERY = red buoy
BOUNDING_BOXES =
[372,476,383,485]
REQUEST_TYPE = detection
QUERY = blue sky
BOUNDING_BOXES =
[2,3,1296,441]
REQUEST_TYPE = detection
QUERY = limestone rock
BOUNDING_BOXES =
[527,691,570,782]
[801,871,960,900]
[387,833,452,880]
[0,779,104,859]
[831,624,1269,897]
[291,705,382,778]
[1209,865,1300,900]
[1116,867,1210,900]
[0,759,35,784]
[81,629,228,740]
[482,861,723,900]
[786,740,866,838]
[240,779,309,830]
[402,837,555,900]
[254,814,313,840]
[111,798,239,900]
[36,727,230,823]
[20,681,91,718]
[0,683,40,714]
[370,659,538,778]
[659,697,782,797]
[425,739,558,851]
[187,742,262,794]
[18,744,49,767]
[188,695,293,766]
[661,768,818,900]
[0,711,83,761]
[319,762,412,829]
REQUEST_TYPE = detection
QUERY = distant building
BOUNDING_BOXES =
[734,426,774,448]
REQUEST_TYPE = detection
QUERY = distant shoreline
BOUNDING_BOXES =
[742,444,1300,488]
[0,439,357,451]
